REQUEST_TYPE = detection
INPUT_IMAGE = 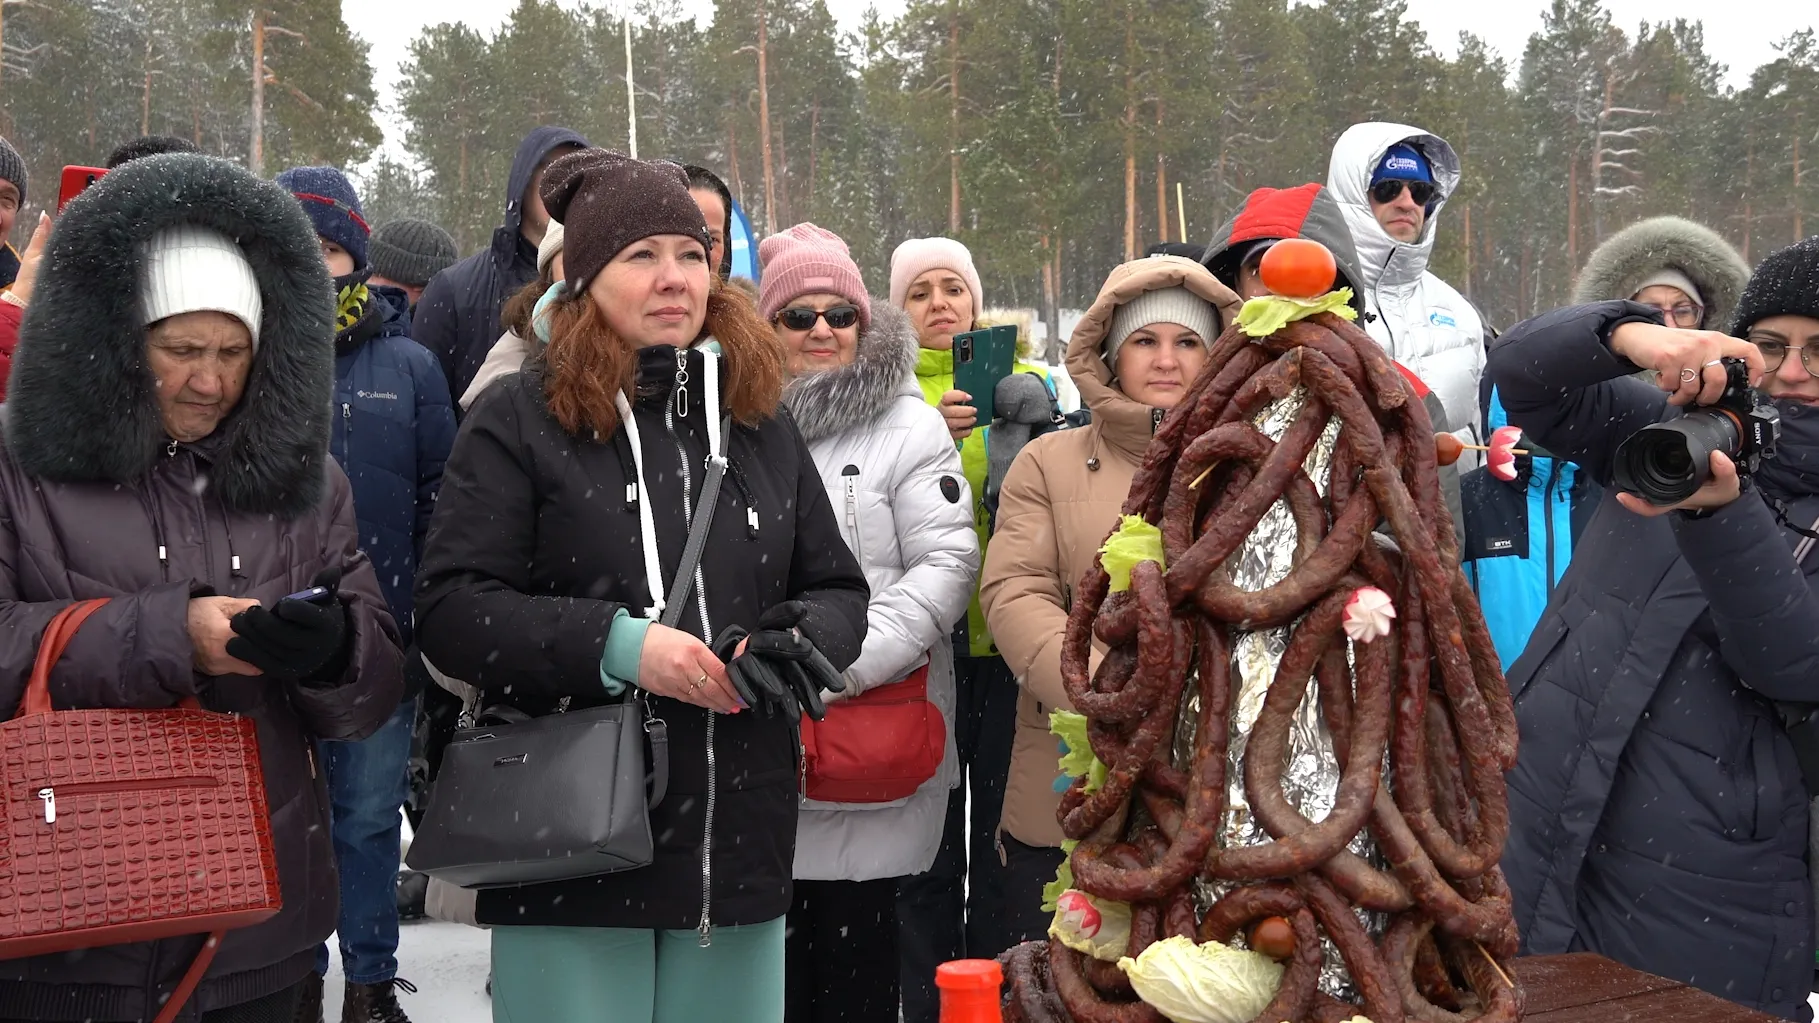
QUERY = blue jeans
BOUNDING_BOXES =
[315,699,416,984]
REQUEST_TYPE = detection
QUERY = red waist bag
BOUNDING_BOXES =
[800,663,946,803]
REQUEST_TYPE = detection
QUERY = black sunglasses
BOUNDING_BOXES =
[778,305,860,331]
[1370,179,1441,206]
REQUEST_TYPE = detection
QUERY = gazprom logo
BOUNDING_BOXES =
[1429,312,1457,329]
[1385,155,1421,173]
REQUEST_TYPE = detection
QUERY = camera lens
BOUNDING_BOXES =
[1613,411,1741,505]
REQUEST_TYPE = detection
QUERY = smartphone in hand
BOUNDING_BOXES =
[952,324,1018,424]
[57,166,106,213]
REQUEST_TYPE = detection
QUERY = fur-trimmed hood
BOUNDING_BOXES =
[1571,216,1750,331]
[4,153,335,517]
[782,302,918,443]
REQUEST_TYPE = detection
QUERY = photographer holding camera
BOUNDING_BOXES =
[1496,236,1819,1021]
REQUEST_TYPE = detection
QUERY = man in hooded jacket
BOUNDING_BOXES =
[410,125,587,401]
[1327,123,1487,460]
[1495,236,1819,1022]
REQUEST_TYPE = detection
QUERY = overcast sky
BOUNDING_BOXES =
[350,0,1812,163]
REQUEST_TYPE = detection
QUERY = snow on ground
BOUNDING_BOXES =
[324,920,492,1022]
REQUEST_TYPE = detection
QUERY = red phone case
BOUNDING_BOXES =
[58,166,107,213]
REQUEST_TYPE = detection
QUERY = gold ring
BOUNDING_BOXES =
[691,674,707,690]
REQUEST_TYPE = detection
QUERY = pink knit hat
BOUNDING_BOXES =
[758,223,872,330]
[888,237,983,324]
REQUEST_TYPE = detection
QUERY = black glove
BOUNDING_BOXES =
[228,568,351,683]
[709,607,846,723]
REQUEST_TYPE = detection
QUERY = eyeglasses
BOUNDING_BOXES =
[778,305,860,331]
[1369,179,1441,206]
[1751,336,1819,374]
[1648,303,1704,329]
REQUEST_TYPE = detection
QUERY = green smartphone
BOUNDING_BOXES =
[952,324,1019,425]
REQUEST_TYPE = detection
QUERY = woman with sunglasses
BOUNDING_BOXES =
[415,153,868,1023]
[1326,123,1488,470]
[758,224,978,1023]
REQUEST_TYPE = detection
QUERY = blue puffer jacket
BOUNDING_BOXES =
[332,284,457,649]
[1491,300,1819,1022]
[1460,386,1601,669]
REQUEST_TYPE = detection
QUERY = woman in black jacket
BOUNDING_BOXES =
[1495,236,1819,1021]
[414,150,868,1023]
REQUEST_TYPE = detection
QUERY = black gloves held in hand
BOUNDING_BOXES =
[228,568,352,683]
[711,603,846,723]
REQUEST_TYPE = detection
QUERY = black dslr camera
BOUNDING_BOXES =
[1613,357,1781,506]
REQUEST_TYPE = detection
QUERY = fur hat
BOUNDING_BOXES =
[888,237,983,325]
[1572,217,1750,331]
[275,166,371,270]
[758,223,872,330]
[5,153,334,516]
[368,218,457,287]
[538,149,709,290]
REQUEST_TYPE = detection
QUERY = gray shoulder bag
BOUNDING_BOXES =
[408,352,735,889]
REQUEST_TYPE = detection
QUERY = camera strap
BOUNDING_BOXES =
[1774,498,1819,545]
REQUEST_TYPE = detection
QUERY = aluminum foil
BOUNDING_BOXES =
[1173,386,1383,1001]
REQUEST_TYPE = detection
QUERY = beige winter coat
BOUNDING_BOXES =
[980,257,1241,849]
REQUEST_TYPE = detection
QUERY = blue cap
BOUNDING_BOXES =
[275,166,370,270]
[1371,144,1432,186]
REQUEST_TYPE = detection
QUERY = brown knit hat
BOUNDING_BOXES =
[538,149,710,290]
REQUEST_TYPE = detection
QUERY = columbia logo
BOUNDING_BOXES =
[357,390,399,400]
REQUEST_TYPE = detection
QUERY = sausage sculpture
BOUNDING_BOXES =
[999,299,1523,1023]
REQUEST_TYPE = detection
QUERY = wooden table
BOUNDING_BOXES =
[1513,953,1785,1022]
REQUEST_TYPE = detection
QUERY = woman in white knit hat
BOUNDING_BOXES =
[979,255,1239,979]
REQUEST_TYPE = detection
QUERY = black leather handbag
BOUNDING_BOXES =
[406,408,733,888]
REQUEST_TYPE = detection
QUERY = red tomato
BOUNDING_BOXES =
[1259,238,1338,299]
[1249,915,1296,961]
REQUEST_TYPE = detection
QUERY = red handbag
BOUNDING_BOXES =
[0,599,282,1023]
[799,662,946,803]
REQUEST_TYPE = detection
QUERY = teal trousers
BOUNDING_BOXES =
[490,917,786,1023]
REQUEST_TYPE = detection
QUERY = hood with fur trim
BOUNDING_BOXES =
[782,302,919,443]
[4,153,335,517]
[1069,255,1242,463]
[1570,216,1751,332]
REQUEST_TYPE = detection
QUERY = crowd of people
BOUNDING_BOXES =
[0,112,1815,1023]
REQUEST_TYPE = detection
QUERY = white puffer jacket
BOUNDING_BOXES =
[1328,122,1488,456]
[782,303,980,882]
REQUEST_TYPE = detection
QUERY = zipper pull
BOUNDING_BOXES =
[38,787,54,824]
[698,918,713,947]
[674,350,691,419]
[841,465,859,528]
[165,440,178,458]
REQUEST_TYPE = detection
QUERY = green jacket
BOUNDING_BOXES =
[915,345,1050,658]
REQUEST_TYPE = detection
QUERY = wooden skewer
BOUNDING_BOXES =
[1189,461,1221,490]
[1458,443,1529,455]
[1475,941,1517,990]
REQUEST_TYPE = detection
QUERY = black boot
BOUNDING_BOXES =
[341,978,417,1023]
[395,870,429,922]
[294,972,325,1023]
